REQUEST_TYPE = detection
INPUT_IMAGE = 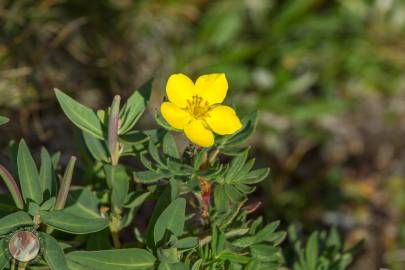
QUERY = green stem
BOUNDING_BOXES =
[17,262,27,270]
[209,148,220,165]
[110,214,121,248]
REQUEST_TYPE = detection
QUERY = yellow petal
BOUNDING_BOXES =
[184,120,214,147]
[206,105,242,135]
[166,73,195,108]
[160,102,191,130]
[195,73,228,105]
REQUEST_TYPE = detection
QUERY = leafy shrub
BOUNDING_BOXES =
[0,74,359,269]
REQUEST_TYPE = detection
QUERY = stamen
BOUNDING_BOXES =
[186,95,210,119]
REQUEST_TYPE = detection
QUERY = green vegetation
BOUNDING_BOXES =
[1,0,405,269]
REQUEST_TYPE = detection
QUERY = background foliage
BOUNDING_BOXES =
[1,0,405,269]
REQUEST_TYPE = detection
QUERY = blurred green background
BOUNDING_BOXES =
[1,0,405,269]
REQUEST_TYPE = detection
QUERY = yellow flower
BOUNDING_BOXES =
[160,73,242,147]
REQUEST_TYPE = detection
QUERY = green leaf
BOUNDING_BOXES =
[250,244,280,263]
[40,147,57,199]
[158,262,185,270]
[241,168,270,184]
[41,232,69,270]
[154,198,186,244]
[191,259,202,270]
[64,188,101,219]
[305,232,318,270]
[120,130,149,145]
[214,185,228,213]
[134,170,170,184]
[232,221,280,248]
[217,251,251,264]
[67,249,156,270]
[148,140,163,165]
[166,160,193,176]
[28,202,40,216]
[124,191,151,209]
[40,210,108,234]
[212,227,225,255]
[226,150,249,182]
[54,89,104,139]
[41,197,56,211]
[66,260,88,270]
[0,239,9,269]
[0,116,9,126]
[0,165,24,209]
[82,131,109,162]
[268,231,287,246]
[119,80,152,135]
[163,133,179,159]
[146,185,175,247]
[104,165,129,209]
[157,248,179,264]
[326,227,341,250]
[52,152,61,168]
[193,150,207,170]
[17,140,42,204]
[0,211,33,235]
[174,237,198,250]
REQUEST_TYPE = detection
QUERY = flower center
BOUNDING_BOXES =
[186,95,210,119]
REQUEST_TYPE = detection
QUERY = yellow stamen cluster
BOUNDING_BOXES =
[186,95,210,119]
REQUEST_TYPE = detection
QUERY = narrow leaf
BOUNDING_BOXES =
[306,232,318,270]
[0,211,33,235]
[54,89,104,139]
[0,239,9,269]
[41,232,69,270]
[82,131,109,162]
[40,148,57,199]
[119,80,152,135]
[154,198,186,244]
[0,116,9,126]
[40,210,108,234]
[124,191,151,209]
[67,248,156,270]
[226,150,249,182]
[134,170,170,184]
[163,133,179,159]
[17,140,42,204]
[217,251,250,264]
[105,165,129,209]
[0,165,24,209]
[64,187,101,219]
